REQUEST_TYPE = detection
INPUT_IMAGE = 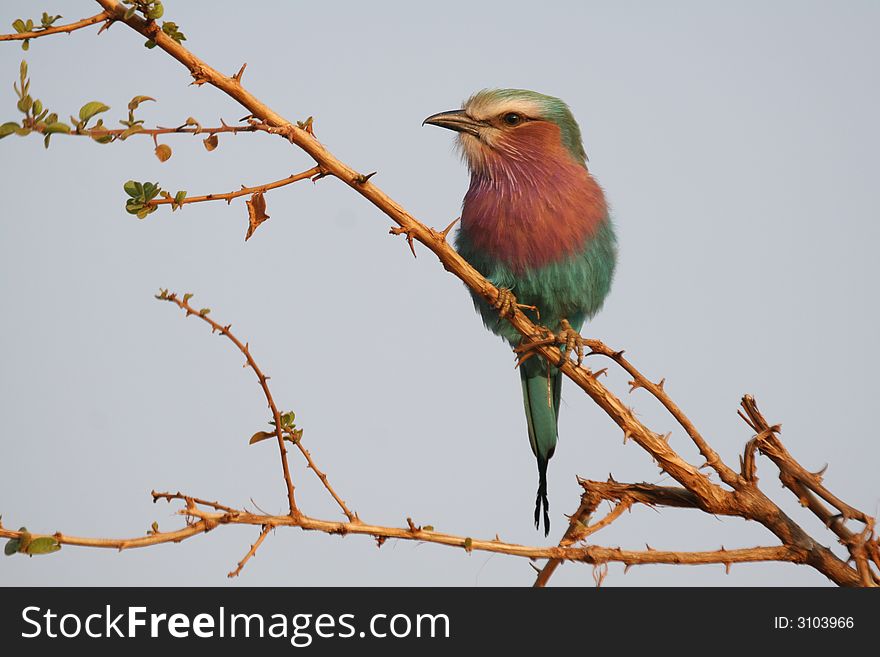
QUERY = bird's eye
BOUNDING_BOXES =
[502,112,523,126]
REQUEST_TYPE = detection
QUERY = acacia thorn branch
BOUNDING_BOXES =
[228,524,273,578]
[156,290,299,518]
[0,494,809,570]
[45,121,260,141]
[283,427,358,523]
[0,12,110,42]
[148,166,322,209]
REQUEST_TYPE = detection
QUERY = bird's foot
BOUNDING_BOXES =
[556,319,586,367]
[491,287,539,320]
[513,319,586,368]
[512,327,555,369]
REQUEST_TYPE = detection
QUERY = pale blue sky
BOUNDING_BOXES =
[1,0,878,586]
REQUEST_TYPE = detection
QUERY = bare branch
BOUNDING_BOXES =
[156,291,300,518]
[228,524,273,578]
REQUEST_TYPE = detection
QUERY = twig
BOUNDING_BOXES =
[151,490,238,514]
[228,524,272,578]
[149,167,322,208]
[284,428,358,523]
[0,12,110,41]
[157,291,299,518]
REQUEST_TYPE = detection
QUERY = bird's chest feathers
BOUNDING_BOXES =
[460,129,606,273]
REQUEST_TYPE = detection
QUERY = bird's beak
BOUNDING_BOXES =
[423,109,484,137]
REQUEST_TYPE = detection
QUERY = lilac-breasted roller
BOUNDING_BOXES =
[425,89,617,535]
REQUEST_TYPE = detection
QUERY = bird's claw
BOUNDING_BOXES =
[513,327,555,368]
[556,319,585,367]
[492,287,517,319]
[492,287,540,321]
[513,319,586,368]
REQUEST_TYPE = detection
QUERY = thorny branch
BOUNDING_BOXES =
[148,166,322,209]
[0,11,109,41]
[155,290,300,518]
[0,1,876,585]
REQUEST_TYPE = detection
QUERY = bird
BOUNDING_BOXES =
[424,89,617,535]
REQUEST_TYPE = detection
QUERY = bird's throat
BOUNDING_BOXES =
[460,125,607,272]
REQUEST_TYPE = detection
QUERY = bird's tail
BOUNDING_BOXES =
[520,361,561,536]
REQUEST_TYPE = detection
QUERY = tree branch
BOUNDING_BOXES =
[0,494,807,570]
[148,166,322,209]
[0,12,110,42]
[156,290,300,518]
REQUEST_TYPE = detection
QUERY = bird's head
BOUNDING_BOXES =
[423,89,588,174]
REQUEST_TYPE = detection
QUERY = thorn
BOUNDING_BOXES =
[232,62,247,82]
[656,378,666,390]
[438,217,460,241]
[698,461,710,470]
[353,171,377,185]
[529,563,541,573]
[660,432,671,443]
[611,350,625,359]
[645,543,654,551]
[724,562,731,575]
[310,168,329,183]
[514,350,538,369]
[389,225,417,258]
[627,380,641,394]
[406,517,417,532]
[770,423,782,434]
[623,564,632,575]
[590,368,608,379]
[375,536,387,548]
[622,430,632,444]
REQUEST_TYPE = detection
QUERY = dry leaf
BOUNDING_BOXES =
[245,191,269,241]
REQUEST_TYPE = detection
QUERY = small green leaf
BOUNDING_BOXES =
[21,39,30,52]
[249,430,276,445]
[144,39,157,49]
[12,19,25,33]
[43,122,71,135]
[119,125,143,140]
[78,101,110,124]
[423,525,434,532]
[123,180,140,197]
[4,538,21,556]
[17,95,33,113]
[20,60,28,80]
[32,99,42,116]
[154,143,172,162]
[148,2,164,19]
[150,521,159,534]
[172,190,187,210]
[0,122,19,138]
[24,536,61,555]
[198,307,210,316]
[463,537,473,552]
[182,293,193,303]
[127,95,155,111]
